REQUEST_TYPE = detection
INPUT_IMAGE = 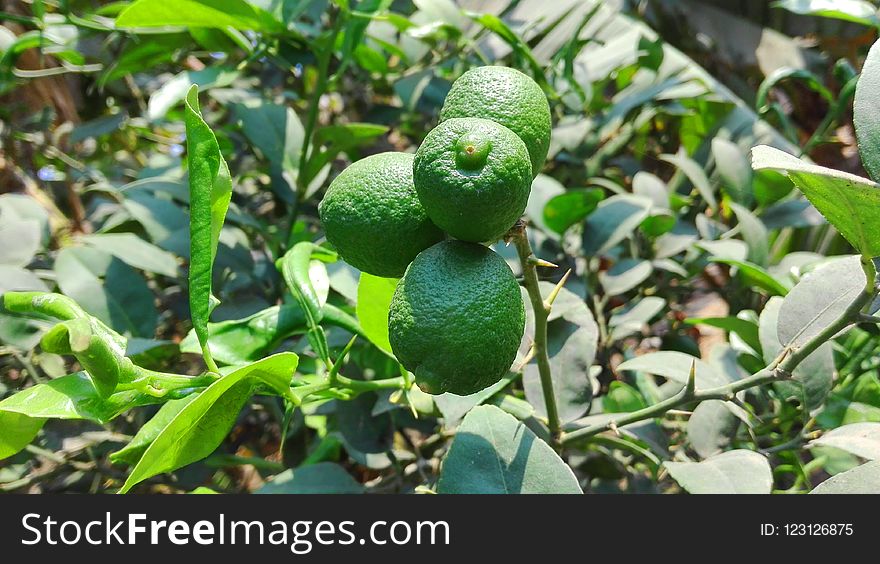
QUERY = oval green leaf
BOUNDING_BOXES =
[356,272,398,355]
[438,405,582,494]
[185,85,233,372]
[752,145,880,259]
[119,352,298,493]
[664,449,772,494]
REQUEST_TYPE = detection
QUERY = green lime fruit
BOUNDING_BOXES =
[440,66,551,177]
[318,152,444,278]
[388,240,525,396]
[413,117,532,243]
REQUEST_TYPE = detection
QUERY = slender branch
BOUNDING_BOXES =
[295,13,344,200]
[283,12,346,249]
[334,375,407,391]
[118,368,217,398]
[561,258,878,445]
[510,221,561,442]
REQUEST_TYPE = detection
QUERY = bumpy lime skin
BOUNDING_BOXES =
[388,240,525,396]
[413,118,532,243]
[440,66,551,177]
[318,152,444,278]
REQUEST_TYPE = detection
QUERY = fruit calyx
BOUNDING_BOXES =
[454,131,491,171]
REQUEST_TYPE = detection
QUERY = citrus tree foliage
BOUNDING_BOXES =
[2,0,880,495]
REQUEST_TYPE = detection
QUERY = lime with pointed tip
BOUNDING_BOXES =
[388,240,525,396]
[318,152,444,278]
[440,66,551,177]
[413,117,532,243]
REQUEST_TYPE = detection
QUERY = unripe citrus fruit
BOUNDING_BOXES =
[413,117,531,243]
[440,66,551,177]
[318,152,444,278]
[388,240,525,396]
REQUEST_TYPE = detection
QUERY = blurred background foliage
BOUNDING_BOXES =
[2,0,880,494]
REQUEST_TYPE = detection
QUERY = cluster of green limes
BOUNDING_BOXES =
[319,66,551,396]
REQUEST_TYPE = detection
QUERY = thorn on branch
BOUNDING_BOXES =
[684,360,696,398]
[546,268,573,308]
[528,256,558,268]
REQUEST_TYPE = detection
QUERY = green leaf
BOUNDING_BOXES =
[437,405,582,494]
[708,257,790,297]
[582,194,652,255]
[817,375,880,428]
[599,258,652,295]
[617,351,728,389]
[774,0,880,27]
[0,194,50,246]
[100,33,190,86]
[303,123,390,190]
[729,202,769,267]
[465,12,551,95]
[684,316,762,355]
[4,292,141,397]
[185,85,233,372]
[660,149,717,210]
[759,199,825,229]
[433,373,516,428]
[640,211,676,238]
[231,99,304,200]
[754,168,795,207]
[778,255,868,348]
[756,68,835,114]
[751,145,880,259]
[80,234,179,277]
[189,487,219,494]
[609,296,666,340]
[54,247,158,338]
[811,460,880,494]
[0,411,45,460]
[687,401,742,459]
[632,172,669,208]
[697,239,748,262]
[759,296,833,410]
[603,381,647,413]
[277,242,337,364]
[0,371,155,423]
[119,352,298,493]
[336,393,393,455]
[856,37,880,180]
[525,174,565,236]
[256,462,364,494]
[0,264,48,295]
[664,449,773,494]
[810,422,880,460]
[523,284,598,424]
[711,138,753,206]
[0,218,40,266]
[339,0,392,75]
[148,67,238,121]
[179,303,361,365]
[109,395,198,465]
[543,188,604,234]
[115,0,281,32]
[356,273,397,355]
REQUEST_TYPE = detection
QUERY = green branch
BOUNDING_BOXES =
[510,222,561,442]
[561,257,878,445]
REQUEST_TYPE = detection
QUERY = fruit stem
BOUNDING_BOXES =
[510,221,561,446]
